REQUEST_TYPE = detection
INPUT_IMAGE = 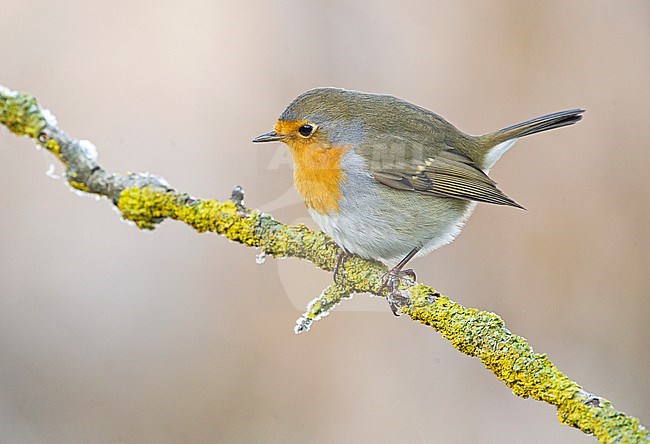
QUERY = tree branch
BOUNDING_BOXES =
[1,85,647,443]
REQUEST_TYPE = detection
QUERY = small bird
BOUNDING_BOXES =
[254,88,583,313]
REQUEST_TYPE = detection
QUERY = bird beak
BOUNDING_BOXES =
[252,131,285,143]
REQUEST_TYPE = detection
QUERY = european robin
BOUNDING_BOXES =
[254,88,583,313]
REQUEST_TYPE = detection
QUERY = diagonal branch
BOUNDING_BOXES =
[1,85,647,443]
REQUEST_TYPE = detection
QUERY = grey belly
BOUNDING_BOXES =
[309,165,474,265]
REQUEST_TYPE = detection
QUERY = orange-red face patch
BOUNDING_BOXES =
[274,119,347,214]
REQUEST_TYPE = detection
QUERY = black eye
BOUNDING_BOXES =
[298,124,314,137]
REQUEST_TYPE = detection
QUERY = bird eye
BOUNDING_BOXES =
[298,124,315,138]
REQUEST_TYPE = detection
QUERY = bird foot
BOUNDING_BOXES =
[333,251,352,285]
[382,268,416,316]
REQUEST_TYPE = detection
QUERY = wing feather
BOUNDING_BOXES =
[372,148,524,209]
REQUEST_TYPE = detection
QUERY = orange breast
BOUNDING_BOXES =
[289,144,347,215]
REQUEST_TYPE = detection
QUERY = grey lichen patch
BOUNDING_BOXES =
[295,283,352,333]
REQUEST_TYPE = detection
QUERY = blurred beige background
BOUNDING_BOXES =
[1,1,648,443]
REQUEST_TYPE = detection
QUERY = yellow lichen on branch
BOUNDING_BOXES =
[1,84,647,443]
[117,186,343,267]
[406,289,647,441]
[0,90,45,138]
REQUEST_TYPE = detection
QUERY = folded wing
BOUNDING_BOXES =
[372,148,524,209]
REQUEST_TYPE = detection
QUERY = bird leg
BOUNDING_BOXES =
[382,247,420,316]
[333,250,352,285]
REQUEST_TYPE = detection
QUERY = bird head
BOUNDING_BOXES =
[252,87,368,153]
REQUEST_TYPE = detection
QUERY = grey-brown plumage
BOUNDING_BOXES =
[262,87,584,265]
[284,88,582,212]
[372,148,524,209]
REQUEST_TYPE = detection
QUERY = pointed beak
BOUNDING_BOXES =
[252,131,285,143]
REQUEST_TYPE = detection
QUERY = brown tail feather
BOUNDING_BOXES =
[484,109,584,146]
